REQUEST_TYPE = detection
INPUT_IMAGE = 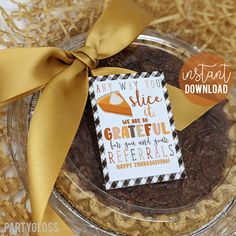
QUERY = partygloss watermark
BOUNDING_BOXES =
[3,222,59,234]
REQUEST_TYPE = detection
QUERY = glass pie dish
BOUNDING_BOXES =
[7,30,236,235]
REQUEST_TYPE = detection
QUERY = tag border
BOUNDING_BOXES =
[89,71,186,190]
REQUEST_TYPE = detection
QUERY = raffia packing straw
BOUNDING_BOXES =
[0,0,217,235]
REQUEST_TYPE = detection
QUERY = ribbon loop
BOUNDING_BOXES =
[72,45,98,69]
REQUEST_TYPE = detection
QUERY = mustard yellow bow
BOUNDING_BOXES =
[0,0,214,235]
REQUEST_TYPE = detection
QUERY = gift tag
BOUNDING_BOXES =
[89,72,186,190]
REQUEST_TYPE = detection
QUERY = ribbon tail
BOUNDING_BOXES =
[28,59,88,235]
[167,84,216,130]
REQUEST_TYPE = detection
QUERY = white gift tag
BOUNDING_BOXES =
[89,71,186,190]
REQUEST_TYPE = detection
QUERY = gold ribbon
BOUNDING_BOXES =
[0,0,215,235]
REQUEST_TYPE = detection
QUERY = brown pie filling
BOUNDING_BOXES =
[66,45,233,210]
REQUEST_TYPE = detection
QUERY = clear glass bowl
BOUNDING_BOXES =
[7,30,236,236]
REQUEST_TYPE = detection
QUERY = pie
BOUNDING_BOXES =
[97,91,132,116]
[52,43,236,235]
